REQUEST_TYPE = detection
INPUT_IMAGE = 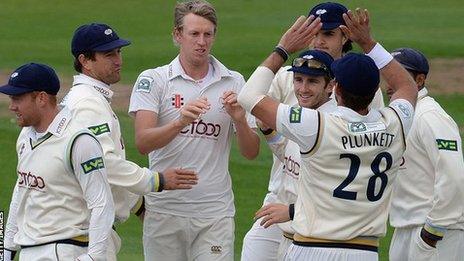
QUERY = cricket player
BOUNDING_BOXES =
[128,1,260,260]
[62,22,198,260]
[252,49,337,260]
[241,3,383,260]
[2,63,114,261]
[388,48,464,260]
[238,9,417,261]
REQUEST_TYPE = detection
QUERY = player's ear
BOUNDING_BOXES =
[325,79,335,95]
[415,74,426,89]
[78,54,92,72]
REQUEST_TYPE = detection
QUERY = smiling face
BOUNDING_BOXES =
[80,48,123,85]
[293,73,332,109]
[312,28,347,59]
[174,13,216,67]
[9,92,41,128]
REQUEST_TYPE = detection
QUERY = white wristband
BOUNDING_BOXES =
[366,43,393,69]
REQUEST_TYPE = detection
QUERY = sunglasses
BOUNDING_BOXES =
[292,57,332,77]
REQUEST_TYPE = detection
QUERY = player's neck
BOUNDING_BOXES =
[179,54,209,80]
[33,106,59,133]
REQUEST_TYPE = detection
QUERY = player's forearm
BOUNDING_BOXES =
[5,185,20,251]
[235,123,260,159]
[366,43,417,106]
[238,66,275,113]
[135,119,186,154]
[264,132,287,163]
[87,200,114,260]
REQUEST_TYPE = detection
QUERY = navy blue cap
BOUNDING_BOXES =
[309,2,348,30]
[391,48,429,75]
[71,23,131,57]
[288,50,334,77]
[0,63,60,96]
[331,53,379,96]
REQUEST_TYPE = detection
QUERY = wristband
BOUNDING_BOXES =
[366,43,393,69]
[158,172,165,192]
[274,45,289,62]
[289,204,295,220]
[259,128,274,135]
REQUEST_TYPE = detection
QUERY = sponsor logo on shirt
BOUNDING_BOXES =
[436,139,458,151]
[289,107,302,123]
[88,123,110,136]
[171,94,184,108]
[180,119,221,139]
[81,157,105,174]
[284,155,300,177]
[18,171,46,191]
[210,245,222,254]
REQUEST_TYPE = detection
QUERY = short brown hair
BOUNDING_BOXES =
[73,51,96,73]
[174,0,217,32]
[339,85,376,111]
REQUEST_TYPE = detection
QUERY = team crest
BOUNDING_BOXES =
[397,103,411,118]
[172,94,184,108]
[349,122,367,132]
[136,76,153,93]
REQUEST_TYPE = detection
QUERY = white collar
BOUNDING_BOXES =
[73,74,114,100]
[27,106,72,142]
[167,55,233,82]
[418,87,428,100]
[331,105,381,123]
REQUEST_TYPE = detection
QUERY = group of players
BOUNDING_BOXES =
[1,0,463,261]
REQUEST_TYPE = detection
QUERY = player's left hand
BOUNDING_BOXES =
[255,203,291,228]
[340,8,376,53]
[222,91,246,123]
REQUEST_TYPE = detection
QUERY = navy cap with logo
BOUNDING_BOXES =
[288,50,334,78]
[0,63,60,96]
[71,23,131,57]
[331,53,379,96]
[391,47,429,75]
[309,2,348,30]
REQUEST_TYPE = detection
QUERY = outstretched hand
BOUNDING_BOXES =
[278,15,322,54]
[254,203,291,228]
[339,8,376,53]
[162,168,198,190]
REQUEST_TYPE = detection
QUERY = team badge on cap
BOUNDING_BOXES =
[11,72,19,78]
[104,29,113,35]
[315,9,327,15]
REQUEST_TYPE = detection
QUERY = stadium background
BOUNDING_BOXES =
[0,0,462,260]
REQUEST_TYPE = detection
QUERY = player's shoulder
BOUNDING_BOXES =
[62,85,102,109]
[275,65,293,78]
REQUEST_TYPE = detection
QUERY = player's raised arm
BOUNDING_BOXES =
[238,16,322,130]
[340,8,417,107]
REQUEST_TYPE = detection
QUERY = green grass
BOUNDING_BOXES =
[1,94,463,260]
[0,0,463,82]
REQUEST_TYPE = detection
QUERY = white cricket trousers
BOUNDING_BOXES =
[19,243,87,260]
[143,211,234,261]
[240,216,282,261]
[389,226,464,261]
[284,244,378,261]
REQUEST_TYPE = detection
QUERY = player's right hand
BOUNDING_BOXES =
[162,168,198,190]
[278,15,322,54]
[177,97,211,126]
[254,203,291,228]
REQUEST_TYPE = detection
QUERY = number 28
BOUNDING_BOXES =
[333,152,392,202]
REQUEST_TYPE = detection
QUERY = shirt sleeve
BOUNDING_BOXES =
[275,103,320,152]
[418,111,464,235]
[72,97,160,194]
[263,131,288,163]
[388,99,415,135]
[4,184,20,251]
[71,133,115,260]
[128,69,163,116]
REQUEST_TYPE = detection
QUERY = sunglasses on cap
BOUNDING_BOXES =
[292,57,331,77]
